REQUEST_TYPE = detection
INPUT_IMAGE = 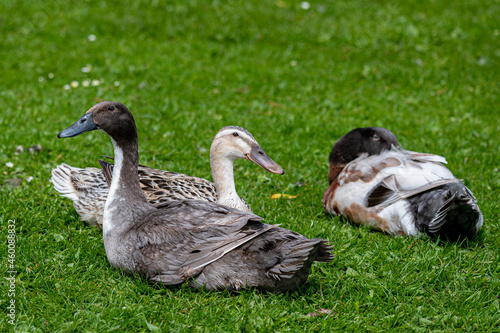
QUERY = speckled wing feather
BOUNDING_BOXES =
[99,159,218,204]
[53,161,219,227]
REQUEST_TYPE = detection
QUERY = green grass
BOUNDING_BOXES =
[1,0,499,331]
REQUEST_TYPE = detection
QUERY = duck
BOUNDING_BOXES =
[56,101,333,292]
[322,127,483,239]
[51,126,284,227]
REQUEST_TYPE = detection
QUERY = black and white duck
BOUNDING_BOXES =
[322,127,483,239]
[51,126,284,227]
[57,101,333,292]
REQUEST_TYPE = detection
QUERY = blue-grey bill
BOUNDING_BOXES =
[57,112,98,138]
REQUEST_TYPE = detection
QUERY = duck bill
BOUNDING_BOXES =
[246,143,285,175]
[57,112,98,138]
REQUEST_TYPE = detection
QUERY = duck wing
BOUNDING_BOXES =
[363,150,457,209]
[99,159,218,204]
[367,175,461,209]
[99,160,113,187]
[132,200,276,285]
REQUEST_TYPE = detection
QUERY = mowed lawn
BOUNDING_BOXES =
[1,0,499,331]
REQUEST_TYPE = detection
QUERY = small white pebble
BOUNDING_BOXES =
[88,34,97,42]
[300,1,310,10]
[6,162,13,168]
[63,84,71,90]
[38,77,44,82]
[82,79,90,87]
[48,73,54,79]
[114,81,120,86]
[91,79,100,86]
[26,176,34,183]
[290,60,297,67]
[70,80,79,88]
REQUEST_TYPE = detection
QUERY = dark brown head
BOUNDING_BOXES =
[58,101,137,143]
[329,127,400,166]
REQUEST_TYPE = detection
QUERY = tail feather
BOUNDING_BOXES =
[50,164,108,226]
[413,182,483,238]
[268,238,334,280]
[50,164,82,201]
[315,240,335,262]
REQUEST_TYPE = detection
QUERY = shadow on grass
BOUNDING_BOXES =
[127,270,328,298]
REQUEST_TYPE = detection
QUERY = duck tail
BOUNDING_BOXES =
[268,238,334,280]
[50,163,107,226]
[314,240,335,262]
[50,163,81,201]
[427,182,483,238]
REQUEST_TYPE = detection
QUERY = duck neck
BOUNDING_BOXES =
[210,151,239,204]
[103,134,149,234]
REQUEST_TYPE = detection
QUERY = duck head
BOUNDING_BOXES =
[210,126,284,174]
[58,101,136,141]
[329,127,400,166]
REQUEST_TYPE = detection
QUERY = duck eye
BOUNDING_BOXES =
[372,134,380,141]
[107,105,116,111]
[232,132,239,137]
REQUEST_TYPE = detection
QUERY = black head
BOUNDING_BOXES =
[58,101,137,142]
[329,127,400,165]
